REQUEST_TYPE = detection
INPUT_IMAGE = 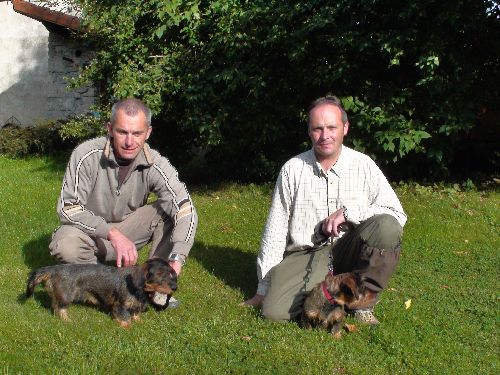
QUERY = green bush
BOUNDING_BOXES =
[41,0,500,181]
[0,113,107,159]
[0,123,68,157]
[32,0,500,180]
[58,113,107,142]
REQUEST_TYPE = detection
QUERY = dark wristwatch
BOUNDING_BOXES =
[168,253,186,265]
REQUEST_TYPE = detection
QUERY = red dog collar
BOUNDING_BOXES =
[321,281,338,305]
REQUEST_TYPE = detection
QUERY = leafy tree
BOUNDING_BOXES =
[58,0,499,181]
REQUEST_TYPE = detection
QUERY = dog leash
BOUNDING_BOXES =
[328,252,335,275]
[300,250,316,292]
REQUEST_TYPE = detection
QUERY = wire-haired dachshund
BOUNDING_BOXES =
[301,272,362,339]
[26,258,177,328]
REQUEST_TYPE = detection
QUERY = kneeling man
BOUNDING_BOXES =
[243,95,407,325]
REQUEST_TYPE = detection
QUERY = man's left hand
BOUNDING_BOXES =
[169,260,182,276]
[322,208,346,237]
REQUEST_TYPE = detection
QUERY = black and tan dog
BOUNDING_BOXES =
[301,272,362,339]
[26,258,177,328]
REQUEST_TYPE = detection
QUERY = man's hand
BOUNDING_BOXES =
[240,294,264,307]
[321,208,346,237]
[168,260,182,276]
[108,227,138,267]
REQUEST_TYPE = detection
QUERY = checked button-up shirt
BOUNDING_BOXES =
[256,146,407,296]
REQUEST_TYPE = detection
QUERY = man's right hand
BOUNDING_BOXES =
[322,208,346,237]
[107,227,138,267]
[240,294,265,307]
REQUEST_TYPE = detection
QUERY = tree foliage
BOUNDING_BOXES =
[64,0,499,181]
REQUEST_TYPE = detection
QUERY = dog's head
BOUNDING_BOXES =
[324,272,361,306]
[142,258,178,298]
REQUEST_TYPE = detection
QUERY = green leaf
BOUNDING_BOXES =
[155,25,167,39]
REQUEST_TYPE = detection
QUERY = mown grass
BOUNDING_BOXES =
[0,155,498,374]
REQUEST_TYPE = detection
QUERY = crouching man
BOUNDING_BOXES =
[49,98,198,290]
[242,95,406,325]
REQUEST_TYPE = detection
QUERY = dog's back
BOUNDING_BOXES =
[26,264,128,301]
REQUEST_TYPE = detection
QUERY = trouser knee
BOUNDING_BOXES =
[361,214,402,250]
[355,243,401,292]
[332,214,403,293]
[261,300,292,323]
[49,234,97,264]
[148,216,174,260]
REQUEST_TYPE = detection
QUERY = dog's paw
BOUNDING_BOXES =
[332,331,342,340]
[132,313,141,322]
[55,308,70,322]
[115,318,132,329]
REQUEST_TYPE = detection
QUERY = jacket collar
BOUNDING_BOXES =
[103,137,155,167]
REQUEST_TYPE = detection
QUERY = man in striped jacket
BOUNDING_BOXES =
[49,98,197,279]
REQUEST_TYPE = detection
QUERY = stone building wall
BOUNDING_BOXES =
[47,32,96,120]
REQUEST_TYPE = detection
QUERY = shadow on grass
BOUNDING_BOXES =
[21,233,56,271]
[32,154,69,174]
[19,234,54,309]
[18,289,52,310]
[189,241,258,298]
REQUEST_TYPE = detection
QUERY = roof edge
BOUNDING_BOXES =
[12,0,81,31]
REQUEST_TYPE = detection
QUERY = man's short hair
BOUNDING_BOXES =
[308,95,348,125]
[110,98,152,127]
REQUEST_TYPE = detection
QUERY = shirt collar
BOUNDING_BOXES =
[310,145,347,178]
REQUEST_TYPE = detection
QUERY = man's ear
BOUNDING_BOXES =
[343,121,349,136]
[106,122,113,136]
[146,126,152,141]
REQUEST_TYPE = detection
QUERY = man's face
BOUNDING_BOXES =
[308,104,349,162]
[107,109,152,161]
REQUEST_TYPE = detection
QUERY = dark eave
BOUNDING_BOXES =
[12,0,81,31]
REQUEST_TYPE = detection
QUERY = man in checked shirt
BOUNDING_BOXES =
[242,95,407,325]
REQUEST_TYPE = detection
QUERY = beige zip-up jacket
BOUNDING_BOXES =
[57,136,197,257]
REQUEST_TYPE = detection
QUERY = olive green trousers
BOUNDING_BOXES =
[262,214,402,322]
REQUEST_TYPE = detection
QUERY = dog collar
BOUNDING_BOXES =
[321,281,339,306]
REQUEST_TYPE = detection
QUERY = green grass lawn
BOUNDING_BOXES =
[0,156,498,374]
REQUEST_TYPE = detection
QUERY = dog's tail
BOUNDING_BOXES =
[26,268,52,298]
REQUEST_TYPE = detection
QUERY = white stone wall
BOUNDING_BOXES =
[0,2,96,127]
[0,2,50,126]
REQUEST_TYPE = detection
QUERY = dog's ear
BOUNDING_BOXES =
[167,266,177,282]
[143,258,167,280]
[141,261,152,281]
[340,274,360,300]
